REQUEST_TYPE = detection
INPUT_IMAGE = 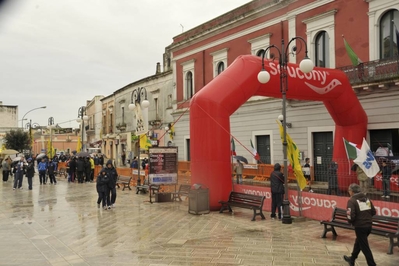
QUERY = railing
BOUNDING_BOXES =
[337,57,399,85]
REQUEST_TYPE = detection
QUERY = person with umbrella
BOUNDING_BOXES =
[233,158,244,184]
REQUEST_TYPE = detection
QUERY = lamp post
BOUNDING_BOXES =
[21,106,46,128]
[26,120,40,156]
[77,106,89,152]
[48,117,54,159]
[128,87,149,186]
[257,36,314,224]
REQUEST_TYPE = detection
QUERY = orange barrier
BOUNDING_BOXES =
[116,161,311,190]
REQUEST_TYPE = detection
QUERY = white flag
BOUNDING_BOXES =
[354,138,380,178]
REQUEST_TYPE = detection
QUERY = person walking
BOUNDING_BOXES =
[2,156,11,182]
[47,159,57,185]
[13,157,25,190]
[38,158,47,185]
[270,163,284,220]
[25,158,35,190]
[104,159,118,208]
[96,169,111,210]
[233,159,244,184]
[343,183,376,266]
[327,161,340,195]
[380,160,391,198]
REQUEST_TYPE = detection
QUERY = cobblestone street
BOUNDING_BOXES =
[0,176,398,265]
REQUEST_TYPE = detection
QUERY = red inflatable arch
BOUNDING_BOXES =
[190,55,367,210]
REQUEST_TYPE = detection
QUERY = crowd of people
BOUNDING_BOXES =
[1,152,118,210]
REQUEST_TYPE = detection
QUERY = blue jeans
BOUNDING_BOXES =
[382,178,390,196]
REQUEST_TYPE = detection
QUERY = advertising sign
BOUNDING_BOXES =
[148,147,178,185]
[234,185,399,220]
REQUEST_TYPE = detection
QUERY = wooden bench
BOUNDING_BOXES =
[136,184,160,194]
[219,191,266,221]
[172,184,191,201]
[321,207,399,254]
[116,175,132,191]
[136,185,149,194]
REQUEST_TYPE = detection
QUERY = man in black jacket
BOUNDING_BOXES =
[25,158,35,190]
[76,157,85,183]
[343,183,376,266]
[104,159,118,208]
[270,163,284,220]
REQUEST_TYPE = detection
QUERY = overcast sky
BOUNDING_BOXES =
[0,0,250,129]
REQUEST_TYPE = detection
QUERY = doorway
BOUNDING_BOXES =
[313,132,333,182]
[256,135,271,164]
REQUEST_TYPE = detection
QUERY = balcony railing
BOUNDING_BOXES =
[337,57,399,86]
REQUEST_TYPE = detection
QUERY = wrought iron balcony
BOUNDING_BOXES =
[337,57,399,87]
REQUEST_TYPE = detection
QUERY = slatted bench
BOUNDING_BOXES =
[219,191,266,221]
[136,184,160,194]
[321,207,399,254]
[116,175,132,191]
[172,184,191,201]
[136,185,149,194]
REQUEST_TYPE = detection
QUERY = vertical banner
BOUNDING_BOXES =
[135,102,148,135]
[148,147,178,185]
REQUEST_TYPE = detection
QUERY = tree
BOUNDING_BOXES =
[4,129,30,153]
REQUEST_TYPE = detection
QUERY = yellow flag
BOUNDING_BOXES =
[139,134,152,150]
[47,139,55,159]
[76,136,82,152]
[277,121,307,190]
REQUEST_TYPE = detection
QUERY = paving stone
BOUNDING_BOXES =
[0,177,397,265]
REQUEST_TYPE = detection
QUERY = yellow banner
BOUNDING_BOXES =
[139,134,152,150]
[76,136,82,152]
[278,121,307,190]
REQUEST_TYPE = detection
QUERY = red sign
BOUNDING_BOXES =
[233,185,399,220]
[374,174,399,192]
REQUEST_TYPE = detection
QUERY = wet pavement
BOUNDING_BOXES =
[0,175,398,266]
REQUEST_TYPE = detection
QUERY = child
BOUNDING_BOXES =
[96,170,110,210]
[303,158,313,192]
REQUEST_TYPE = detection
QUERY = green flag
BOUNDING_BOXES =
[343,138,360,160]
[343,37,362,66]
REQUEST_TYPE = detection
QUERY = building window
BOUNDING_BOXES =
[186,71,193,99]
[211,48,228,77]
[167,94,172,108]
[181,59,195,100]
[256,49,265,57]
[121,106,125,124]
[249,34,271,57]
[154,98,159,119]
[380,9,399,59]
[303,10,336,68]
[103,115,106,134]
[217,62,225,75]
[315,31,329,67]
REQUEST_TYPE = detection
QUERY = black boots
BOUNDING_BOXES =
[343,255,355,266]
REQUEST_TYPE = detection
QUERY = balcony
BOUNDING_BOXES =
[337,57,399,88]
[116,123,127,132]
